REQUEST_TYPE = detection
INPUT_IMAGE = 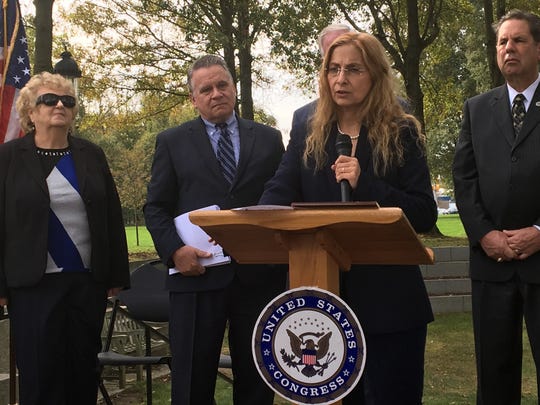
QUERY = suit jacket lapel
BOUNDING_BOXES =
[515,85,540,148]
[236,117,255,186]
[491,85,516,147]
[70,136,88,195]
[188,118,230,189]
[19,133,48,195]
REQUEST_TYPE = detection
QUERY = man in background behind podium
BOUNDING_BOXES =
[144,55,286,405]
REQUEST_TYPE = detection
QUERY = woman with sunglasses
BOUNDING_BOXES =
[0,72,130,404]
[260,32,437,404]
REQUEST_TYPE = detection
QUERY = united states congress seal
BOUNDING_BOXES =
[252,287,366,404]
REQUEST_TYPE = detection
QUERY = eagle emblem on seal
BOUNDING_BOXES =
[280,329,336,377]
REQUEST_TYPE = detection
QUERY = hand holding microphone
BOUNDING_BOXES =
[335,134,353,202]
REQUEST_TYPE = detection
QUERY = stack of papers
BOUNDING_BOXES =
[169,205,231,275]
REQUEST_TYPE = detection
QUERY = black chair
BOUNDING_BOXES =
[98,260,171,405]
[98,260,233,404]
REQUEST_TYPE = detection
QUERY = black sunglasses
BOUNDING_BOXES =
[36,93,76,108]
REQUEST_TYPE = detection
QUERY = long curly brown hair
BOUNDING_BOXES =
[303,32,424,175]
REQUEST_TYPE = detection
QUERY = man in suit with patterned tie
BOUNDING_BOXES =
[453,9,540,405]
[144,54,286,405]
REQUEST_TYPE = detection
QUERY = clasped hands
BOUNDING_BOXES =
[481,227,540,263]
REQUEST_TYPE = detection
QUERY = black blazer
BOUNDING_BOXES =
[0,133,130,297]
[291,100,317,130]
[260,123,437,334]
[144,116,285,292]
[453,84,540,283]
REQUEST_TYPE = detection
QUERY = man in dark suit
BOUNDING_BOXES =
[144,54,286,405]
[453,9,540,405]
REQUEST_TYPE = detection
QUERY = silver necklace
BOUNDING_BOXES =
[36,148,71,157]
[337,123,360,140]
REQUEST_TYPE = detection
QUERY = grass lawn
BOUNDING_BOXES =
[111,311,538,404]
[424,313,537,404]
[419,214,469,248]
[435,213,466,238]
[122,215,529,403]
[125,225,158,260]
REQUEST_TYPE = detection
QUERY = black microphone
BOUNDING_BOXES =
[335,133,352,202]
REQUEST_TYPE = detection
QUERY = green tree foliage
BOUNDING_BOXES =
[62,1,190,122]
[29,0,540,208]
[333,0,443,129]
[61,0,300,121]
[266,1,337,88]
[113,132,153,234]
[422,0,479,192]
[75,95,198,230]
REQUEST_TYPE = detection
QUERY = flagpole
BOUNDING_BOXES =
[1,0,15,123]
[1,0,9,114]
[1,0,30,143]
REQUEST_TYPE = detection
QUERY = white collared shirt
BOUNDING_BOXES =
[507,73,540,112]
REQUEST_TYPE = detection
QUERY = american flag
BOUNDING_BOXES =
[1,0,31,143]
[302,349,317,365]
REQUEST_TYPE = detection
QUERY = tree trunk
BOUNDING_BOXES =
[483,0,504,87]
[236,0,254,119]
[33,0,54,73]
[134,209,140,246]
[219,0,240,116]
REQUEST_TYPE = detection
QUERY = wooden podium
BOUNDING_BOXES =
[190,205,434,404]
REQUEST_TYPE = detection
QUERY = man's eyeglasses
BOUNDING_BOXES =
[326,65,368,77]
[36,93,76,108]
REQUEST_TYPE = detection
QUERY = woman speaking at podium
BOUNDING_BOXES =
[260,32,437,405]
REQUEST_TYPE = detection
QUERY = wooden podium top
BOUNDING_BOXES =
[190,206,434,266]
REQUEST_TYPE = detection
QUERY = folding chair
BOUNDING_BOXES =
[98,260,171,405]
[98,260,233,404]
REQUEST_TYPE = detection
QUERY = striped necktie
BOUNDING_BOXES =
[512,93,526,137]
[216,123,236,184]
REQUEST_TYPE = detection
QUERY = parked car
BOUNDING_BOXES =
[438,202,458,215]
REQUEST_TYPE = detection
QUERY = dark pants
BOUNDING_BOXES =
[343,326,427,405]
[169,274,284,405]
[8,273,107,405]
[472,277,540,405]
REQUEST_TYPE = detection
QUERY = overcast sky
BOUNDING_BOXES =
[19,0,314,142]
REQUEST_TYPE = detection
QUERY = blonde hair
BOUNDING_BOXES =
[16,72,79,133]
[304,32,424,175]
